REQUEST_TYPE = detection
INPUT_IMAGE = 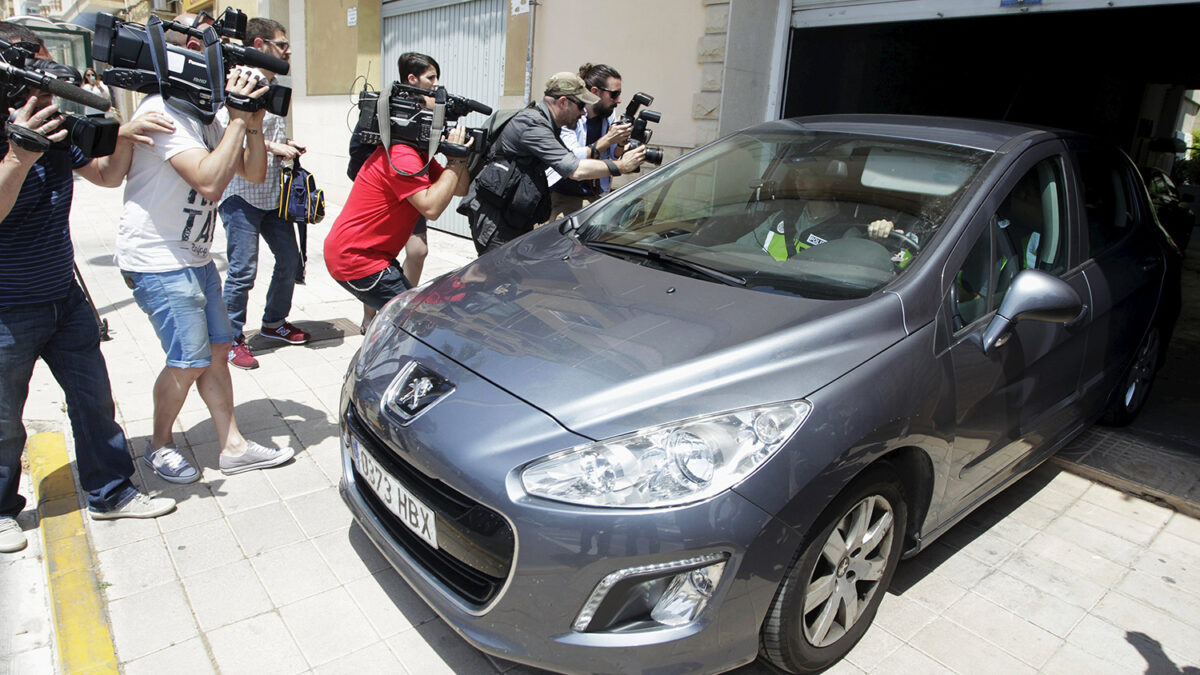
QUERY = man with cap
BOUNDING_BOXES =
[459,72,646,254]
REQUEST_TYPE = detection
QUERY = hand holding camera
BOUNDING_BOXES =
[223,65,269,123]
[617,91,663,167]
[6,95,66,155]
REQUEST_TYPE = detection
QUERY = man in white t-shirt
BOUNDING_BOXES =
[115,13,294,485]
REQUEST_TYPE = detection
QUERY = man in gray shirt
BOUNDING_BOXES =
[460,72,645,254]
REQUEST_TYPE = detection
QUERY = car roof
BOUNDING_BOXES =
[753,114,1075,153]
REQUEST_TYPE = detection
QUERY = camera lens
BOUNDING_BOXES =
[644,147,663,165]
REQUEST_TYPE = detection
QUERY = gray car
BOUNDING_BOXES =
[338,115,1181,674]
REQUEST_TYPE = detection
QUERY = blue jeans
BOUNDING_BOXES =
[219,195,301,341]
[0,283,137,516]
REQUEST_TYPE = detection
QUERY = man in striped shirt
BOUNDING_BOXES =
[0,23,177,553]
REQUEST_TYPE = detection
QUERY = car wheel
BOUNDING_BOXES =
[1101,325,1161,427]
[760,466,907,674]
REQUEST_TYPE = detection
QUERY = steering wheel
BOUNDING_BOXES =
[886,231,922,254]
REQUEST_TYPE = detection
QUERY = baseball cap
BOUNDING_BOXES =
[544,72,600,105]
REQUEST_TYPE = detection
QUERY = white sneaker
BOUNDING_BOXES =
[89,492,176,521]
[0,516,28,553]
[219,440,295,475]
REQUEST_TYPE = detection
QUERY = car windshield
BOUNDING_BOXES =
[577,130,992,299]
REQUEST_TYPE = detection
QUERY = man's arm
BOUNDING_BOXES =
[0,97,67,222]
[407,126,473,218]
[167,70,268,201]
[567,145,645,181]
[75,111,176,188]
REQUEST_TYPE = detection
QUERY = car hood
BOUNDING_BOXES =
[398,229,909,440]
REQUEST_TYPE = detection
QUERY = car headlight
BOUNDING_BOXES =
[520,401,811,508]
[355,280,431,376]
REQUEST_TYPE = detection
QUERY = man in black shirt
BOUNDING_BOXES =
[459,72,646,255]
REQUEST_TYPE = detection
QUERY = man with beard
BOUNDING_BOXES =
[543,63,632,223]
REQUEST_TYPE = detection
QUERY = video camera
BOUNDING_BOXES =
[0,39,119,157]
[354,80,492,162]
[619,91,663,165]
[92,8,291,124]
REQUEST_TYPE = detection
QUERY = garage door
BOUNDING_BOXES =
[382,0,506,237]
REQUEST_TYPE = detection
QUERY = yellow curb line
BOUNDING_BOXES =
[27,431,119,675]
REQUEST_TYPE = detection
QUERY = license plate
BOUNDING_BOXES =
[352,439,438,549]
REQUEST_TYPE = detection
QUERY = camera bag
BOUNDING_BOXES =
[278,158,325,225]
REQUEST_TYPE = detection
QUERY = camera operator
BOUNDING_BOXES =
[347,52,442,334]
[324,51,472,314]
[114,12,294,486]
[460,72,646,255]
[217,18,309,371]
[0,23,179,551]
[544,63,631,224]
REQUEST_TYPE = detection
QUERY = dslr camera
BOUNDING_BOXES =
[92,8,291,124]
[618,91,663,165]
[0,39,119,157]
[354,81,492,160]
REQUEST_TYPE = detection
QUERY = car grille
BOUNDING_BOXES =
[346,405,514,607]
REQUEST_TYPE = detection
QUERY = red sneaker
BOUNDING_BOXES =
[260,321,310,345]
[228,340,259,370]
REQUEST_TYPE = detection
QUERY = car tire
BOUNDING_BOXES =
[1100,325,1161,427]
[759,465,908,674]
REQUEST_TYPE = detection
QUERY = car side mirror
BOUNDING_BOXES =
[981,269,1085,354]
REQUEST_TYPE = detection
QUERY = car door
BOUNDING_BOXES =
[936,143,1090,515]
[1069,142,1166,412]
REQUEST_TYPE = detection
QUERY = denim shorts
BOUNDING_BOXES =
[122,262,234,369]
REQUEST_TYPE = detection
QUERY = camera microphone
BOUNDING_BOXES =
[0,61,111,111]
[223,43,289,77]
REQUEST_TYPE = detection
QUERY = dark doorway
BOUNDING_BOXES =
[783,5,1200,148]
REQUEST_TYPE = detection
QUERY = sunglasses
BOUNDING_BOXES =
[598,87,621,98]
[263,39,291,50]
[568,98,586,112]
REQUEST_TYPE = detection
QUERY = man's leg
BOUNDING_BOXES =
[0,303,48,521]
[219,195,263,344]
[257,209,308,343]
[40,285,138,511]
[195,263,294,474]
[402,218,429,285]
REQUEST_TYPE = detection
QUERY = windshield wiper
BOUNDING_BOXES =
[583,240,747,287]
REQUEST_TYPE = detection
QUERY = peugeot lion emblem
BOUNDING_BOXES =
[384,361,454,425]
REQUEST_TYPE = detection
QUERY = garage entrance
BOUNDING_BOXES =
[783,4,1200,156]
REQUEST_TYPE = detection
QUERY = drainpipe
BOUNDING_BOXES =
[523,0,536,102]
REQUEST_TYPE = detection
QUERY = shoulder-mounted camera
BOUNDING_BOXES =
[92,7,291,124]
[353,80,492,164]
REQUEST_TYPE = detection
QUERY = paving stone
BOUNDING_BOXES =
[181,559,273,631]
[910,617,1037,675]
[164,519,245,577]
[995,549,1108,608]
[284,486,353,537]
[1063,499,1166,547]
[280,586,380,667]
[262,453,334,500]
[96,536,176,601]
[1043,514,1144,566]
[107,581,199,662]
[313,524,391,584]
[1019,530,1130,589]
[1091,591,1200,664]
[207,612,308,675]
[843,622,903,672]
[345,570,437,640]
[1041,641,1139,675]
[249,539,339,606]
[122,638,217,675]
[971,570,1087,637]
[1135,531,1200,590]
[871,592,939,642]
[942,591,1063,668]
[1163,510,1200,545]
[385,619,496,675]
[889,561,969,614]
[909,542,994,588]
[866,643,953,674]
[312,641,405,675]
[1113,569,1200,626]
[226,501,307,557]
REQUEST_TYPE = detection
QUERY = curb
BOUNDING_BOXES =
[27,432,119,675]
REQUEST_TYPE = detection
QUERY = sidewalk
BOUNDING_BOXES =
[3,178,1200,674]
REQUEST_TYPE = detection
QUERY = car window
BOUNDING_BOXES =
[1077,150,1136,254]
[953,157,1068,329]
[577,130,991,300]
